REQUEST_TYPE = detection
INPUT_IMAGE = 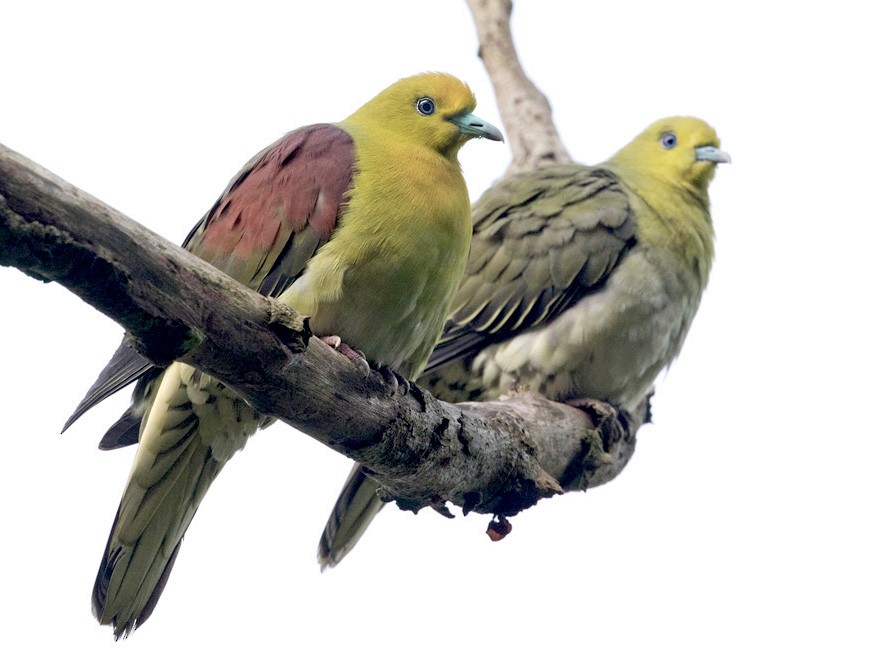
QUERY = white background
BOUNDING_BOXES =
[1,1,874,656]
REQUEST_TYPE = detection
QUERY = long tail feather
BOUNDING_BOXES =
[93,362,261,638]
[318,465,385,570]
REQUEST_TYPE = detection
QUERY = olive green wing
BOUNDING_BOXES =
[425,163,636,373]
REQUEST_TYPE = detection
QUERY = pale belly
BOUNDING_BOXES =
[428,249,704,410]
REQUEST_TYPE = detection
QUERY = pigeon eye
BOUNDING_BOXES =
[415,97,436,116]
[661,132,678,149]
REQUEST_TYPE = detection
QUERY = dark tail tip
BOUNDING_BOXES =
[93,536,184,639]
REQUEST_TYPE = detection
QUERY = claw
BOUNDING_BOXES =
[397,377,410,397]
[318,336,412,395]
[376,364,411,397]
[319,335,369,377]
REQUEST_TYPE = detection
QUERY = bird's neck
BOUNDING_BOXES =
[616,166,715,289]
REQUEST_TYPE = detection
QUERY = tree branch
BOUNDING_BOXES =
[0,143,641,521]
[466,0,572,175]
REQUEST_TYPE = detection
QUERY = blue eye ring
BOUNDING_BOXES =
[415,97,436,116]
[661,131,678,149]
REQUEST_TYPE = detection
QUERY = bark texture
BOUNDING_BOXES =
[466,0,572,174]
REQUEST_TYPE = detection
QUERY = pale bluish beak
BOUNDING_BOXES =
[695,145,731,164]
[449,113,504,141]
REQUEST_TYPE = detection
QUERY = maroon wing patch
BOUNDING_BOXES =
[61,124,354,441]
[184,123,355,295]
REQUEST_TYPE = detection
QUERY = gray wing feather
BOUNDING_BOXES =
[62,342,155,434]
[425,164,636,373]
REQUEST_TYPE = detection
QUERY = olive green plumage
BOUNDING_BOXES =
[318,116,729,569]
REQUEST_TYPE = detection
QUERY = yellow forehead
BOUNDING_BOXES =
[388,72,476,115]
[645,116,721,148]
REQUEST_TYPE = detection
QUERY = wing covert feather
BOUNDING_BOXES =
[65,124,355,433]
[184,122,355,295]
[426,164,636,373]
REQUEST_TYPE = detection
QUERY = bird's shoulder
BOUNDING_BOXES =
[183,123,357,296]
